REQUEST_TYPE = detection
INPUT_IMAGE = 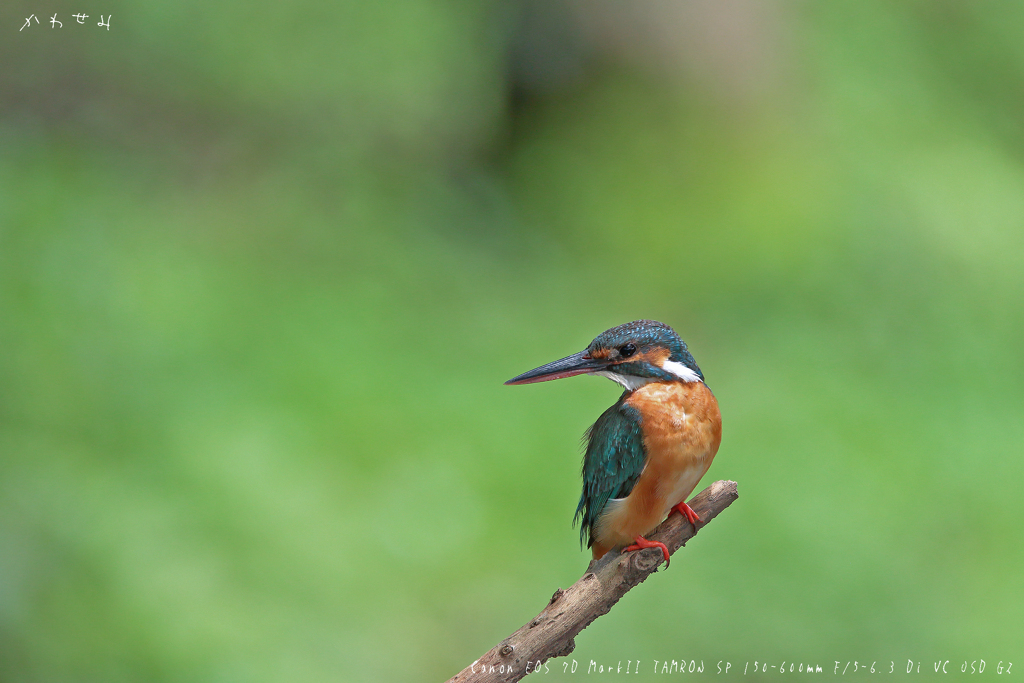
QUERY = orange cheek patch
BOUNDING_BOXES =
[589,348,611,360]
[637,347,670,366]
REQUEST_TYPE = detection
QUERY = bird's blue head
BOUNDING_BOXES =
[505,319,704,390]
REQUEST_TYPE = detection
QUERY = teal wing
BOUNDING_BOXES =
[574,400,647,548]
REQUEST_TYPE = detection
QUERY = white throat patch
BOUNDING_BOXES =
[592,371,657,391]
[593,359,702,390]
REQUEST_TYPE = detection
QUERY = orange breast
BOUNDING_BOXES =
[590,380,722,558]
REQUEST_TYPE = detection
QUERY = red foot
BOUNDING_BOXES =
[671,500,702,527]
[623,535,671,567]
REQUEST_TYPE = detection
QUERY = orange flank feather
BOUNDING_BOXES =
[589,380,722,560]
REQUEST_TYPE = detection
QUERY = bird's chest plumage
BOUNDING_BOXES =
[591,381,722,551]
[627,381,722,488]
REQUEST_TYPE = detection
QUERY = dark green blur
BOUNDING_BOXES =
[2,2,1022,680]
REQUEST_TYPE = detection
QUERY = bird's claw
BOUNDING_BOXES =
[671,500,702,527]
[623,535,671,567]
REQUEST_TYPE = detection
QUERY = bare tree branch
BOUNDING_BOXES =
[446,480,738,683]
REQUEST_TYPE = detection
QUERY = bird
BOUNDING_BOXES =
[505,320,721,566]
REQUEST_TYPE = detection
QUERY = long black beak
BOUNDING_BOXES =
[504,350,608,385]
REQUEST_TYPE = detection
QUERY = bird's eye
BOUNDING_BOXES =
[619,343,637,358]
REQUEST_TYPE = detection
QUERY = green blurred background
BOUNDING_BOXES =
[2,1,1023,680]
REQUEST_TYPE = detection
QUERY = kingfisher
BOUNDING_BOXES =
[505,320,721,565]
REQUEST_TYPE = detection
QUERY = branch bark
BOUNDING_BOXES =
[446,480,738,683]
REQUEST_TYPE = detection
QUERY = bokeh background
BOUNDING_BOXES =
[2,1,1023,680]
